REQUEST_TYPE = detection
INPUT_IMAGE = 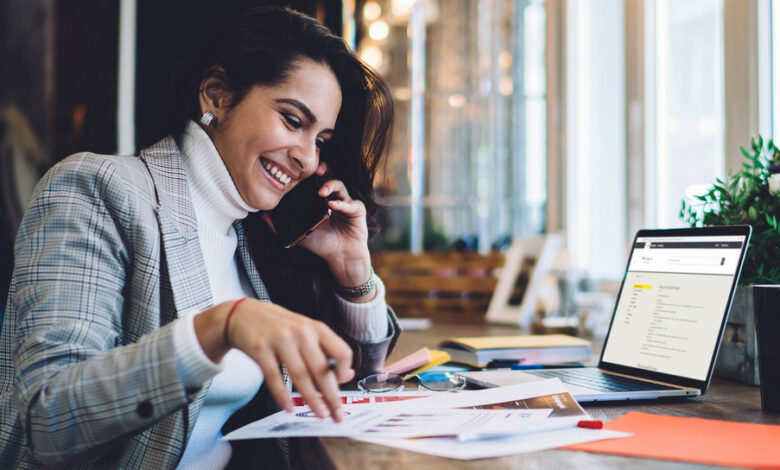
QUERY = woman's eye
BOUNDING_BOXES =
[283,114,302,129]
[316,138,326,148]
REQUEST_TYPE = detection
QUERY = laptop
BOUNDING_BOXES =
[460,226,752,402]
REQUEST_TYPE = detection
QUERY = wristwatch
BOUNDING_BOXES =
[336,268,376,298]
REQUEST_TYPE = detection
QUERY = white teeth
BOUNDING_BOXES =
[262,159,289,185]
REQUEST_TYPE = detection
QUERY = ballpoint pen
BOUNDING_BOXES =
[485,359,526,369]
[511,363,585,370]
[457,418,599,442]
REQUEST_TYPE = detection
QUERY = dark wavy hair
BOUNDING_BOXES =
[154,7,393,324]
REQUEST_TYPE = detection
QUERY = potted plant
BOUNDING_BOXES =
[680,135,780,384]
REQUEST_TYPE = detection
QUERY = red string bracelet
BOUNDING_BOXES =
[223,297,247,346]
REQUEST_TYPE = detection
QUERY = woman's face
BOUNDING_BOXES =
[208,59,342,210]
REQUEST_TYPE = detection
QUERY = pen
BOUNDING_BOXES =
[577,420,603,429]
[485,359,525,369]
[510,363,585,370]
[459,419,594,442]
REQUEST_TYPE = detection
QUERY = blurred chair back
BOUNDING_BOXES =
[372,251,506,321]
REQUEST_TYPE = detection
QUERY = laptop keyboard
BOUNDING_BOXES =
[525,368,678,392]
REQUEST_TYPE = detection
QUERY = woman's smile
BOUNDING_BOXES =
[260,156,295,190]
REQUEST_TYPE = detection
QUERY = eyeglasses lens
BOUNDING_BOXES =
[418,372,466,391]
[358,373,404,393]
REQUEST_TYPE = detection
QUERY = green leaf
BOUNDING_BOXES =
[681,134,780,285]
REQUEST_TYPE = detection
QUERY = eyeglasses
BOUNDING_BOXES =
[357,371,467,393]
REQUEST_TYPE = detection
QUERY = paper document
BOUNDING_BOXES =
[223,406,552,440]
[359,427,630,460]
[290,390,431,407]
[357,379,631,460]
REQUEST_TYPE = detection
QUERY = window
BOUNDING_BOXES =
[565,0,626,279]
[646,0,725,229]
[359,0,547,252]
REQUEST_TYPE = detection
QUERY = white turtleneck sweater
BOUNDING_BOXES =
[172,121,389,470]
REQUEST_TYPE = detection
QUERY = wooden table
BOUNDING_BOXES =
[298,320,780,469]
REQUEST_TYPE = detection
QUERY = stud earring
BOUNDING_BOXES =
[200,111,215,127]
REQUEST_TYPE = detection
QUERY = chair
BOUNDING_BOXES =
[371,251,506,320]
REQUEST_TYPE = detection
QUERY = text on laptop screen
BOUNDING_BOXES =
[601,235,746,381]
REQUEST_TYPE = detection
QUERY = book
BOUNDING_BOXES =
[437,334,591,368]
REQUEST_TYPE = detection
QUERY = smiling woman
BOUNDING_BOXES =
[0,7,397,470]
[203,60,342,211]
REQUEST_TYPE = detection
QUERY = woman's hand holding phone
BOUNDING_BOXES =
[297,176,375,299]
[265,163,376,301]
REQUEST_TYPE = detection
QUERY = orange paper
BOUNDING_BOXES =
[564,411,780,469]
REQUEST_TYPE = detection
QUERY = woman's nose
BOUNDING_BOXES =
[290,138,319,174]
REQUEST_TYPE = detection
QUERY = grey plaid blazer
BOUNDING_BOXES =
[0,137,399,469]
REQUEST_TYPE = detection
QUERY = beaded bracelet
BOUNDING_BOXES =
[335,268,376,299]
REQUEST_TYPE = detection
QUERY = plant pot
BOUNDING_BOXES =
[714,285,760,385]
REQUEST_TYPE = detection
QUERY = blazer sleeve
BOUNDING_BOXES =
[350,305,401,377]
[11,155,194,465]
[333,277,401,377]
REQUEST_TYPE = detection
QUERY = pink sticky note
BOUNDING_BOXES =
[382,347,431,375]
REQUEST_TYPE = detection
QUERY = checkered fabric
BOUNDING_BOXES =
[0,137,399,469]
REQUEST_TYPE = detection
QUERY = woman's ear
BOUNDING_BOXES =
[315,161,329,176]
[198,66,234,123]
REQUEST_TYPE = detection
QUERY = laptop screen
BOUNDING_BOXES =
[601,231,748,382]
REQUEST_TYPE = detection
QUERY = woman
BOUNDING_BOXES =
[0,7,398,469]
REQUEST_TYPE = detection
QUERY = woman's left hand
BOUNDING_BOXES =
[296,176,374,292]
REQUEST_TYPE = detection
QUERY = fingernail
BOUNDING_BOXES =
[316,404,330,418]
[334,408,344,422]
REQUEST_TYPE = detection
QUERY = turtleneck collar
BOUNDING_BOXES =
[180,120,257,235]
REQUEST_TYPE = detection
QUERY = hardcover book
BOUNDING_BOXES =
[437,334,591,368]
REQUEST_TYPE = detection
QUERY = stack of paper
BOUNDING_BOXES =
[223,379,629,460]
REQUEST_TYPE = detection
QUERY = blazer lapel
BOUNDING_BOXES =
[139,137,217,449]
[234,220,271,302]
[140,137,213,316]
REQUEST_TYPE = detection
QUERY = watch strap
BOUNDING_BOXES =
[335,267,376,299]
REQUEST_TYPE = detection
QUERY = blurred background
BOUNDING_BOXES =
[0,0,776,329]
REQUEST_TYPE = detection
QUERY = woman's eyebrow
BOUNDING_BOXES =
[276,98,335,134]
[276,98,317,123]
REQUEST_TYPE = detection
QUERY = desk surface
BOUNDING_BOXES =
[302,320,780,469]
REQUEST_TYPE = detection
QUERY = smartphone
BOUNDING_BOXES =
[267,176,332,249]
